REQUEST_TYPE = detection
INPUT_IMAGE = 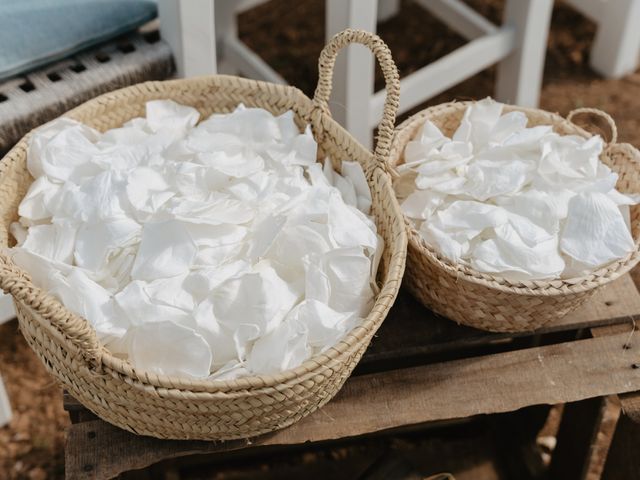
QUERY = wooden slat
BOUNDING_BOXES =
[369,27,515,126]
[223,36,288,85]
[602,410,640,479]
[277,332,640,443]
[413,0,498,40]
[363,274,640,369]
[65,422,252,480]
[66,331,640,479]
[592,322,640,426]
[548,396,621,480]
[564,0,604,21]
[558,274,640,327]
[65,418,501,480]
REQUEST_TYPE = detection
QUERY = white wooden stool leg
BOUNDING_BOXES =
[0,295,14,324]
[158,0,217,77]
[326,0,378,149]
[590,0,640,78]
[0,375,10,428]
[215,0,240,75]
[495,0,553,107]
[377,0,400,22]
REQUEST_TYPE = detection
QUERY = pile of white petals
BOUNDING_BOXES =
[8,100,383,379]
[395,98,638,281]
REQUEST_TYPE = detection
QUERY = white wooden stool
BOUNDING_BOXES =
[157,0,553,147]
[0,375,10,428]
[327,0,554,147]
[0,295,13,428]
[565,0,640,78]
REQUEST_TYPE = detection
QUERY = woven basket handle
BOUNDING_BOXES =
[313,29,400,174]
[567,107,618,144]
[0,251,103,364]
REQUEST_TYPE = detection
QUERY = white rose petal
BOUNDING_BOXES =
[12,102,380,379]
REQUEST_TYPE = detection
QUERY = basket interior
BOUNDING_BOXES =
[395,102,640,282]
[0,76,405,384]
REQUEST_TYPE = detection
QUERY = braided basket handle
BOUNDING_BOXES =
[313,29,400,174]
[567,107,618,144]
[0,251,103,364]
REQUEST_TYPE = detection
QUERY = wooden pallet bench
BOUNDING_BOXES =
[63,274,640,479]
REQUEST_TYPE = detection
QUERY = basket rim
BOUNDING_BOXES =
[1,75,408,393]
[390,100,640,296]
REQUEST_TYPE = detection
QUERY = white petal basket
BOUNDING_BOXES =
[389,101,640,332]
[0,30,407,440]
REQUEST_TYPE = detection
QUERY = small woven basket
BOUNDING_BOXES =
[0,30,407,440]
[389,101,640,332]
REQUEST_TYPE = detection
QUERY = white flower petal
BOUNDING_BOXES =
[401,189,444,220]
[472,223,565,280]
[328,193,378,250]
[211,263,301,335]
[287,299,355,348]
[561,192,635,267]
[247,317,309,374]
[14,101,380,380]
[75,218,140,273]
[131,220,197,280]
[145,100,200,133]
[126,321,212,378]
[21,220,78,264]
[340,161,372,213]
[18,176,61,223]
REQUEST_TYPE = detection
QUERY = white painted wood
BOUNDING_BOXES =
[0,294,15,325]
[564,0,604,20]
[368,28,515,126]
[224,37,287,84]
[377,0,400,22]
[157,0,183,73]
[495,0,553,106]
[326,0,378,149]
[413,0,497,41]
[215,0,240,75]
[235,0,269,13]
[590,0,640,78]
[158,0,217,77]
[0,376,11,428]
[325,0,551,145]
[565,0,640,78]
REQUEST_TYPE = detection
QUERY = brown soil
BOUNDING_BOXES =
[0,321,68,479]
[1,0,639,478]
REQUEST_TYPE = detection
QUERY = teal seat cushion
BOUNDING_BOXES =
[0,0,157,81]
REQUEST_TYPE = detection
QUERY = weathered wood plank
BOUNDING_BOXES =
[602,410,640,480]
[548,396,621,480]
[363,274,640,369]
[65,418,499,480]
[278,332,640,443]
[65,421,256,480]
[66,331,640,479]
[591,323,640,426]
[557,274,640,327]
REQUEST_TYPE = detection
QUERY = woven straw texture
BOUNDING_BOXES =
[389,101,640,333]
[0,29,407,440]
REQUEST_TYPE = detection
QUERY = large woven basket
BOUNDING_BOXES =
[389,101,640,332]
[0,30,407,440]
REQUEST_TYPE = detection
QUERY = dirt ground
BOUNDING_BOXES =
[1,0,639,478]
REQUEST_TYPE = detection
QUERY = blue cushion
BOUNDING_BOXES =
[0,0,157,81]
